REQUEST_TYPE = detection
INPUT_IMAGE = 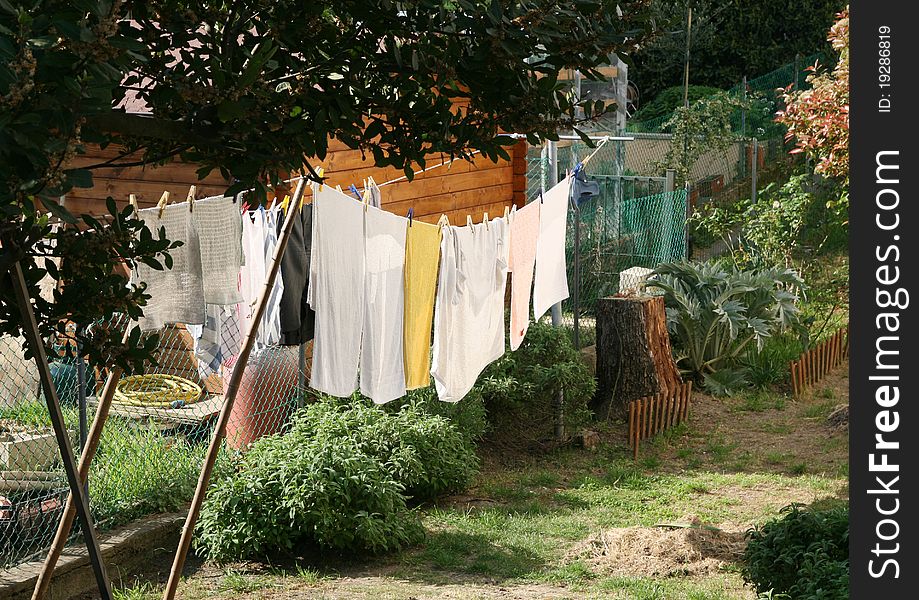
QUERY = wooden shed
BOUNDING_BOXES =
[64,138,528,224]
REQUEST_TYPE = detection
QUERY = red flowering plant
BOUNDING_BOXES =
[777,7,849,181]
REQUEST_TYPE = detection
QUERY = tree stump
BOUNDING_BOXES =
[593,295,681,419]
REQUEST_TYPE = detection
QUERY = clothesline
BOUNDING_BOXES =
[256,132,628,195]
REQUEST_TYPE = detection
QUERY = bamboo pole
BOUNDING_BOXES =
[6,261,112,599]
[32,328,129,600]
[162,178,307,600]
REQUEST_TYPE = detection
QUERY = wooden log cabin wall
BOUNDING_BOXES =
[64,139,529,224]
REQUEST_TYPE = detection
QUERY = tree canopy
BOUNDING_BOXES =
[1,0,653,370]
[631,0,844,102]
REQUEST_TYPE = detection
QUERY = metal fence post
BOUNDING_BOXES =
[751,137,759,203]
[546,140,565,441]
[684,182,692,259]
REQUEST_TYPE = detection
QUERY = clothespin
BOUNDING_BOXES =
[349,184,362,201]
[466,215,473,228]
[437,214,450,228]
[482,212,489,230]
[157,190,170,218]
[361,187,372,212]
[539,191,545,204]
[503,205,510,219]
[407,207,414,226]
[128,194,138,215]
[280,195,291,212]
[317,167,325,191]
[186,185,197,213]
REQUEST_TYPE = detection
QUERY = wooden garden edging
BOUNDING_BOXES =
[789,326,849,399]
[627,381,693,460]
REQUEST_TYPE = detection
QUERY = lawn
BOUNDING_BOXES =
[111,363,848,599]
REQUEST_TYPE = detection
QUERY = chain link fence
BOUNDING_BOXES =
[1,318,310,570]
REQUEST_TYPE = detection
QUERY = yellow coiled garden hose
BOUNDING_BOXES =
[113,374,202,408]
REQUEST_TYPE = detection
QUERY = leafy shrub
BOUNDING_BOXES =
[647,260,806,394]
[301,400,479,501]
[391,385,488,446]
[740,333,804,389]
[474,321,595,445]
[196,401,477,560]
[743,503,849,599]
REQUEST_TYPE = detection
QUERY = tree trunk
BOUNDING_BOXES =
[593,296,681,419]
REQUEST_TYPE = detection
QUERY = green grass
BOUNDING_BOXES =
[113,581,159,600]
[592,574,748,599]
[219,569,272,593]
[404,449,840,584]
[0,398,80,429]
[734,390,786,413]
[801,399,839,420]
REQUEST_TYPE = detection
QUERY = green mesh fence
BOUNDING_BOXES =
[626,53,823,135]
[565,189,688,346]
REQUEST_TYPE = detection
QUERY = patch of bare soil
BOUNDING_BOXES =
[658,361,850,476]
[570,517,746,578]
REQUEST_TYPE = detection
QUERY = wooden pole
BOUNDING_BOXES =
[628,402,635,447]
[162,178,307,600]
[6,261,113,599]
[33,328,129,599]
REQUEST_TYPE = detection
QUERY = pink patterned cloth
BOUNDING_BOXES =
[508,201,541,350]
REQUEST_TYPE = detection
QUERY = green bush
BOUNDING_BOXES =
[196,401,478,561]
[474,321,595,444]
[390,385,488,447]
[300,400,479,501]
[743,503,849,599]
[647,260,806,394]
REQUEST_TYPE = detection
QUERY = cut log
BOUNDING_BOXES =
[593,296,681,419]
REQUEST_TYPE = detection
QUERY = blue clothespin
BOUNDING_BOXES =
[348,184,362,201]
[407,207,414,226]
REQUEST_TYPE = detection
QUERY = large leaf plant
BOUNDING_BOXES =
[646,260,807,394]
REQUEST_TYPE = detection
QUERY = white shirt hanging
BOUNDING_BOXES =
[533,176,571,320]
[360,205,408,404]
[431,216,509,403]
[308,184,365,397]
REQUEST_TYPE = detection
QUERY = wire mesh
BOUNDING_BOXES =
[0,315,312,570]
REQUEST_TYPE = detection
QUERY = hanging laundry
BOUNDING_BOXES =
[261,203,285,347]
[367,177,383,209]
[192,195,245,305]
[533,177,571,320]
[307,184,365,397]
[187,304,242,378]
[239,206,285,350]
[402,220,441,390]
[431,216,509,403]
[133,203,205,331]
[278,201,315,346]
[507,201,540,350]
[360,205,408,403]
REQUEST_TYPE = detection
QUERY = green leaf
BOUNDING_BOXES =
[37,197,77,224]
